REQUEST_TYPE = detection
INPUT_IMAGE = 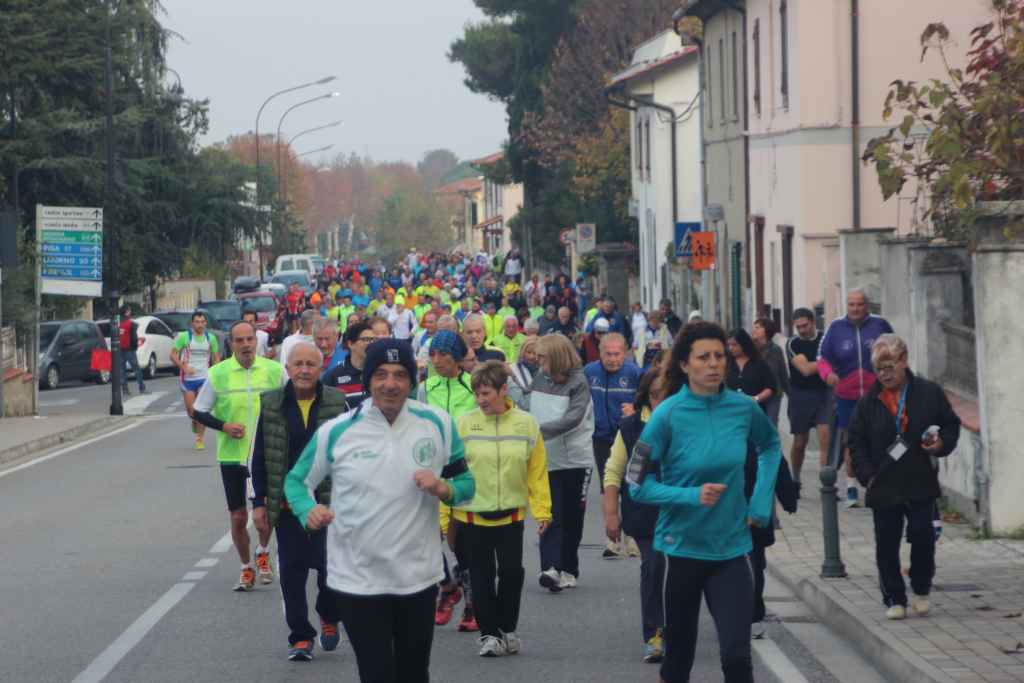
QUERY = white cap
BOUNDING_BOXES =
[594,318,611,332]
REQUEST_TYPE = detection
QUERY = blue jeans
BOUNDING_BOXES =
[122,351,146,391]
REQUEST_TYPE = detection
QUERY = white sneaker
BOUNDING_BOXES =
[911,594,931,616]
[538,568,562,592]
[479,634,508,657]
[558,571,577,589]
[503,631,521,654]
[624,535,641,558]
[886,605,907,620]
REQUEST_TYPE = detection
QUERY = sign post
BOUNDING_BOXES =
[575,223,596,254]
[38,206,104,297]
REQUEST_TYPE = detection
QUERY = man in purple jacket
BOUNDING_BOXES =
[818,289,894,508]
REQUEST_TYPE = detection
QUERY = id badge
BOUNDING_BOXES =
[887,437,908,462]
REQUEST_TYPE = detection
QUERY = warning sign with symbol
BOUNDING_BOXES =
[690,232,716,271]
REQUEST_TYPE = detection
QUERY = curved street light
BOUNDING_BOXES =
[287,119,343,149]
[252,75,336,276]
[275,92,340,197]
[283,145,335,201]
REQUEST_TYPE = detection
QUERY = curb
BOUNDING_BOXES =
[767,561,956,683]
[0,416,133,467]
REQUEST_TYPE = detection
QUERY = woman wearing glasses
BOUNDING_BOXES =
[323,322,376,408]
[848,334,960,621]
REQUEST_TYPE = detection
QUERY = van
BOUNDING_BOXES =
[273,253,318,279]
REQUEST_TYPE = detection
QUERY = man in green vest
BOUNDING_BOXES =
[492,316,526,363]
[193,320,285,592]
[251,341,349,662]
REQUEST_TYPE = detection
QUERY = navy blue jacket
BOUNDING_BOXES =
[585,360,642,441]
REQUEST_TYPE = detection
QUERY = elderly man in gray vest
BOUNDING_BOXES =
[251,341,349,662]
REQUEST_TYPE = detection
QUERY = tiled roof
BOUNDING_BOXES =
[607,46,698,90]
[435,177,483,195]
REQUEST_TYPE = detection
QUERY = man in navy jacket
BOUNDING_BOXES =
[585,332,641,493]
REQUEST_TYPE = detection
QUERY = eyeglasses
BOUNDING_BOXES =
[356,336,377,343]
[875,361,903,373]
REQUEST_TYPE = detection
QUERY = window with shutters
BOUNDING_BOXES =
[753,19,762,116]
[780,0,790,109]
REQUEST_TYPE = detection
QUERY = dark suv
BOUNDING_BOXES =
[38,320,110,390]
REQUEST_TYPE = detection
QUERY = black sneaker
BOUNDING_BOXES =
[287,640,314,662]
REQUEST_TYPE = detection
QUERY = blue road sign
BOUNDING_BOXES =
[42,255,103,268]
[675,222,702,257]
[42,266,103,280]
[42,243,103,255]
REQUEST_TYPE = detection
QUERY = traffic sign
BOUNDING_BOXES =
[675,222,702,257]
[690,231,716,271]
[37,204,103,297]
[576,223,596,253]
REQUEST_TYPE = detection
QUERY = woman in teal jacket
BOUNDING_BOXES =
[632,321,781,683]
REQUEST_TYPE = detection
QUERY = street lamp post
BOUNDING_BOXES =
[253,76,335,279]
[275,93,340,201]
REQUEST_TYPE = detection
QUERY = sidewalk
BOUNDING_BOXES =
[769,452,1024,683]
[0,413,131,466]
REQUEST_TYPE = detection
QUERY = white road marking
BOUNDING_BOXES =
[181,571,207,581]
[0,421,143,480]
[71,582,196,683]
[208,520,252,554]
[39,398,79,408]
[122,391,167,415]
[194,557,219,568]
[753,636,812,683]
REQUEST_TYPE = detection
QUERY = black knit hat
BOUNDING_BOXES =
[362,338,418,389]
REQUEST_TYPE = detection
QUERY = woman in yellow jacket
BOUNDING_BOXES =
[453,359,552,658]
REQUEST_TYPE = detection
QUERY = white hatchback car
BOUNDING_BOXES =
[98,315,178,379]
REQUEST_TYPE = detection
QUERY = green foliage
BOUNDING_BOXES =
[863,0,1024,238]
[0,0,262,314]
[374,189,454,263]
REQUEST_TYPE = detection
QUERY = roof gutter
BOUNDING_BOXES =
[851,0,862,230]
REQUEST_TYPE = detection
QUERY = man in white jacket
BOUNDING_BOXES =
[285,339,475,683]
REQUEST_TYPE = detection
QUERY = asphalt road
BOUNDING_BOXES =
[1,400,886,683]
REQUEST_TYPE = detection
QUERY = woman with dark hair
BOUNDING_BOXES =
[602,368,669,664]
[752,317,789,425]
[725,329,777,411]
[632,322,782,683]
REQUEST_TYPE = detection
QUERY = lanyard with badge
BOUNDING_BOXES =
[887,385,909,462]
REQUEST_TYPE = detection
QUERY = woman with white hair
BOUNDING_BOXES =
[848,334,960,621]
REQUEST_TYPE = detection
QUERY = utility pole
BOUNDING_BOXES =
[105,7,122,416]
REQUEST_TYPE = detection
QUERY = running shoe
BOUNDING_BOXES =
[643,630,664,663]
[602,541,626,560]
[478,635,508,657]
[886,605,907,620]
[287,640,314,661]
[558,572,577,589]
[435,586,462,625]
[320,619,341,651]
[538,568,562,593]
[193,439,205,451]
[457,606,479,632]
[255,551,275,584]
[234,567,256,592]
[625,536,641,558]
[844,486,860,509]
[503,631,521,655]
[911,594,931,616]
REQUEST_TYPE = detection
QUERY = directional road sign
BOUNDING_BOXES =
[37,205,104,297]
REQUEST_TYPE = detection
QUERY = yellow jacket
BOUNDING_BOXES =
[442,400,551,531]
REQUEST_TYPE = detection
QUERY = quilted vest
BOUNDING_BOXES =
[261,384,349,527]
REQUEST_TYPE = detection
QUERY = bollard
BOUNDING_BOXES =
[820,466,848,578]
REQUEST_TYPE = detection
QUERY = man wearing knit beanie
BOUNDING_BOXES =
[285,336,476,683]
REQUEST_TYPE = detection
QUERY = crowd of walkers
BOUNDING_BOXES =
[178,246,960,683]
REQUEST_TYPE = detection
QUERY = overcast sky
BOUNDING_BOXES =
[162,0,507,165]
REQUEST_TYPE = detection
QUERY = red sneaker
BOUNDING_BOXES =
[434,586,462,626]
[457,606,479,632]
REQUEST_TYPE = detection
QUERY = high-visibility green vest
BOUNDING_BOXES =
[208,355,285,465]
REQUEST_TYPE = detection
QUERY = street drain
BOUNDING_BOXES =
[936,583,983,592]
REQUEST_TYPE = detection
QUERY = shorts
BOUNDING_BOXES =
[836,397,858,429]
[220,464,250,512]
[788,387,832,434]
[180,377,205,394]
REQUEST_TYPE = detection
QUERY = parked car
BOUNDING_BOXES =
[237,291,284,344]
[153,308,231,361]
[270,270,314,298]
[231,276,261,297]
[38,320,110,390]
[197,300,243,356]
[96,316,177,379]
[260,282,287,298]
